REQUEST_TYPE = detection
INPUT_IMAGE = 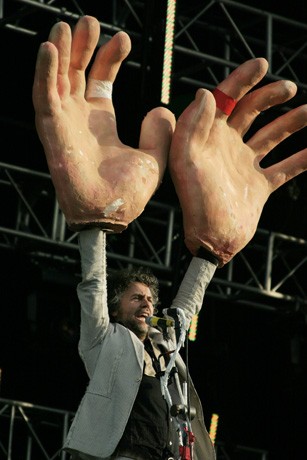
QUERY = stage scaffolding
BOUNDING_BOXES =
[0,397,72,460]
[3,0,307,96]
[1,0,306,310]
[0,397,269,460]
[0,161,306,313]
[0,3,306,458]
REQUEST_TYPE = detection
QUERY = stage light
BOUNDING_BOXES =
[161,0,177,104]
[188,314,198,341]
[209,413,219,445]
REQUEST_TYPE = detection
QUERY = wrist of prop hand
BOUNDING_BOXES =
[196,247,220,267]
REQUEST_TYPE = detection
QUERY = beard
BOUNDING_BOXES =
[118,316,148,340]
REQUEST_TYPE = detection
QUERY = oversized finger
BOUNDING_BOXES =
[69,16,101,96]
[139,107,176,184]
[171,89,216,156]
[213,57,268,118]
[264,148,307,192]
[33,41,62,116]
[88,30,131,82]
[47,21,72,99]
[247,104,307,159]
[85,31,131,106]
[230,80,297,136]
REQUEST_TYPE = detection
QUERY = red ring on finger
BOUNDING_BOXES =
[212,88,237,115]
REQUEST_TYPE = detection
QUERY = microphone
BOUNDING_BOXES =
[145,316,175,328]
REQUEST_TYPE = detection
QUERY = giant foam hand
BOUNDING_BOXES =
[33,16,175,232]
[169,58,307,266]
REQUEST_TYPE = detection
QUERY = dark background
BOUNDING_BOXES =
[0,1,307,459]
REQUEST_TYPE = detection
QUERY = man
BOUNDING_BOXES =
[32,15,307,460]
[66,233,217,459]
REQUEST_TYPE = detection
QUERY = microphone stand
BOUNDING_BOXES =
[160,308,195,460]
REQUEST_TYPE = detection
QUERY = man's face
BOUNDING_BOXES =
[112,282,155,341]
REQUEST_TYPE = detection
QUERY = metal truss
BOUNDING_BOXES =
[0,162,181,277]
[3,0,307,98]
[1,4,306,458]
[0,397,73,460]
[1,1,307,312]
[1,161,306,312]
[173,0,307,95]
[0,397,270,460]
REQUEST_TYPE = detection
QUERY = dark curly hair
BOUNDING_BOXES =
[107,266,159,320]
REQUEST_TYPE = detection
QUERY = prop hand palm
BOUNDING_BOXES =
[33,16,175,232]
[170,58,307,265]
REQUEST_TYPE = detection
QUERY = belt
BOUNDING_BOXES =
[111,456,138,460]
[114,457,174,460]
[111,452,175,460]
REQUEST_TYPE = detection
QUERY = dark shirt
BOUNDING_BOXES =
[115,340,179,460]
